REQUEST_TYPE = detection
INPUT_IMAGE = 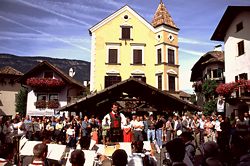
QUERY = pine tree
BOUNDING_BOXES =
[15,87,27,116]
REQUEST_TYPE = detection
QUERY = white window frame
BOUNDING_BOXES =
[106,44,120,64]
[131,45,145,64]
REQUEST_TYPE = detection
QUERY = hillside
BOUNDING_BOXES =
[0,53,90,83]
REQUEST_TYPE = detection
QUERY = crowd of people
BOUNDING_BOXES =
[0,102,250,165]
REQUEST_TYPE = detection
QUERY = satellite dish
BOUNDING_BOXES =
[69,68,75,77]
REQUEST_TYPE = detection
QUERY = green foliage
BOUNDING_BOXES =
[202,79,217,100]
[15,87,27,116]
[190,94,197,105]
[203,100,217,116]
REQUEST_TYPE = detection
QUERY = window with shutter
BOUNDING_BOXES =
[131,76,146,83]
[122,27,130,39]
[239,73,248,80]
[158,75,162,90]
[168,49,175,64]
[157,49,162,64]
[168,75,175,92]
[236,22,243,32]
[238,40,245,56]
[104,76,121,88]
[108,49,118,63]
[133,49,142,64]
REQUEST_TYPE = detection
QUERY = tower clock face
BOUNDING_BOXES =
[168,34,174,42]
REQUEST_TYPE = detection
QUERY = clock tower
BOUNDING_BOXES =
[152,1,179,92]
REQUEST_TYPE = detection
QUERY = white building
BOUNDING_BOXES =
[211,6,250,116]
[18,61,85,116]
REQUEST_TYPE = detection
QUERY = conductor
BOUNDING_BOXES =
[103,102,126,142]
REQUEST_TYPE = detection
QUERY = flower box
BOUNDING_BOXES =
[26,77,65,89]
[35,100,46,109]
[47,100,60,109]
[216,80,250,97]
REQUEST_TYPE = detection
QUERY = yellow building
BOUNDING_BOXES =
[89,1,179,93]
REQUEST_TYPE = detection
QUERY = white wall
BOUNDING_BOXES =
[26,87,68,116]
[224,11,250,83]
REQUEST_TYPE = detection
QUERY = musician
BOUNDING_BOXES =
[69,150,85,166]
[103,102,126,143]
[28,143,48,166]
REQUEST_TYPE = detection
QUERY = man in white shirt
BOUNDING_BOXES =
[132,116,144,142]
[103,102,126,142]
[199,115,206,144]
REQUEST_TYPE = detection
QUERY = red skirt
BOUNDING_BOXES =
[123,128,132,142]
[92,131,98,144]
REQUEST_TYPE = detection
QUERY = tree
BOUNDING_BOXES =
[201,80,218,115]
[202,79,217,100]
[203,100,216,116]
[15,87,27,116]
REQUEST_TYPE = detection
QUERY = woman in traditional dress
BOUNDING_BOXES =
[123,117,132,142]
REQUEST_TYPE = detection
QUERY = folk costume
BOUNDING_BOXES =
[103,111,126,142]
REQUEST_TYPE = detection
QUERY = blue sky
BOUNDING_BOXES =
[1,0,250,93]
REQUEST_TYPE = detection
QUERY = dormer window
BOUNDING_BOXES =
[236,22,243,32]
[44,71,53,78]
[120,26,132,40]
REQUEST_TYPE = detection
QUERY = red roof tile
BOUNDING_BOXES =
[151,1,178,29]
[0,66,23,76]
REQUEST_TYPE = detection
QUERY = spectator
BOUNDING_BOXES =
[102,117,110,144]
[2,120,14,144]
[204,116,213,142]
[166,117,173,142]
[147,115,156,142]
[70,149,85,166]
[201,141,223,166]
[155,115,164,151]
[29,143,48,166]
[191,115,200,148]
[66,124,76,148]
[81,116,90,137]
[165,138,187,166]
[132,116,144,142]
[180,131,195,164]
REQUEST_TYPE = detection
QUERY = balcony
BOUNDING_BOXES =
[216,80,250,98]
[26,77,65,92]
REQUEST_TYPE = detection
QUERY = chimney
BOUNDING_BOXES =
[214,44,222,51]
